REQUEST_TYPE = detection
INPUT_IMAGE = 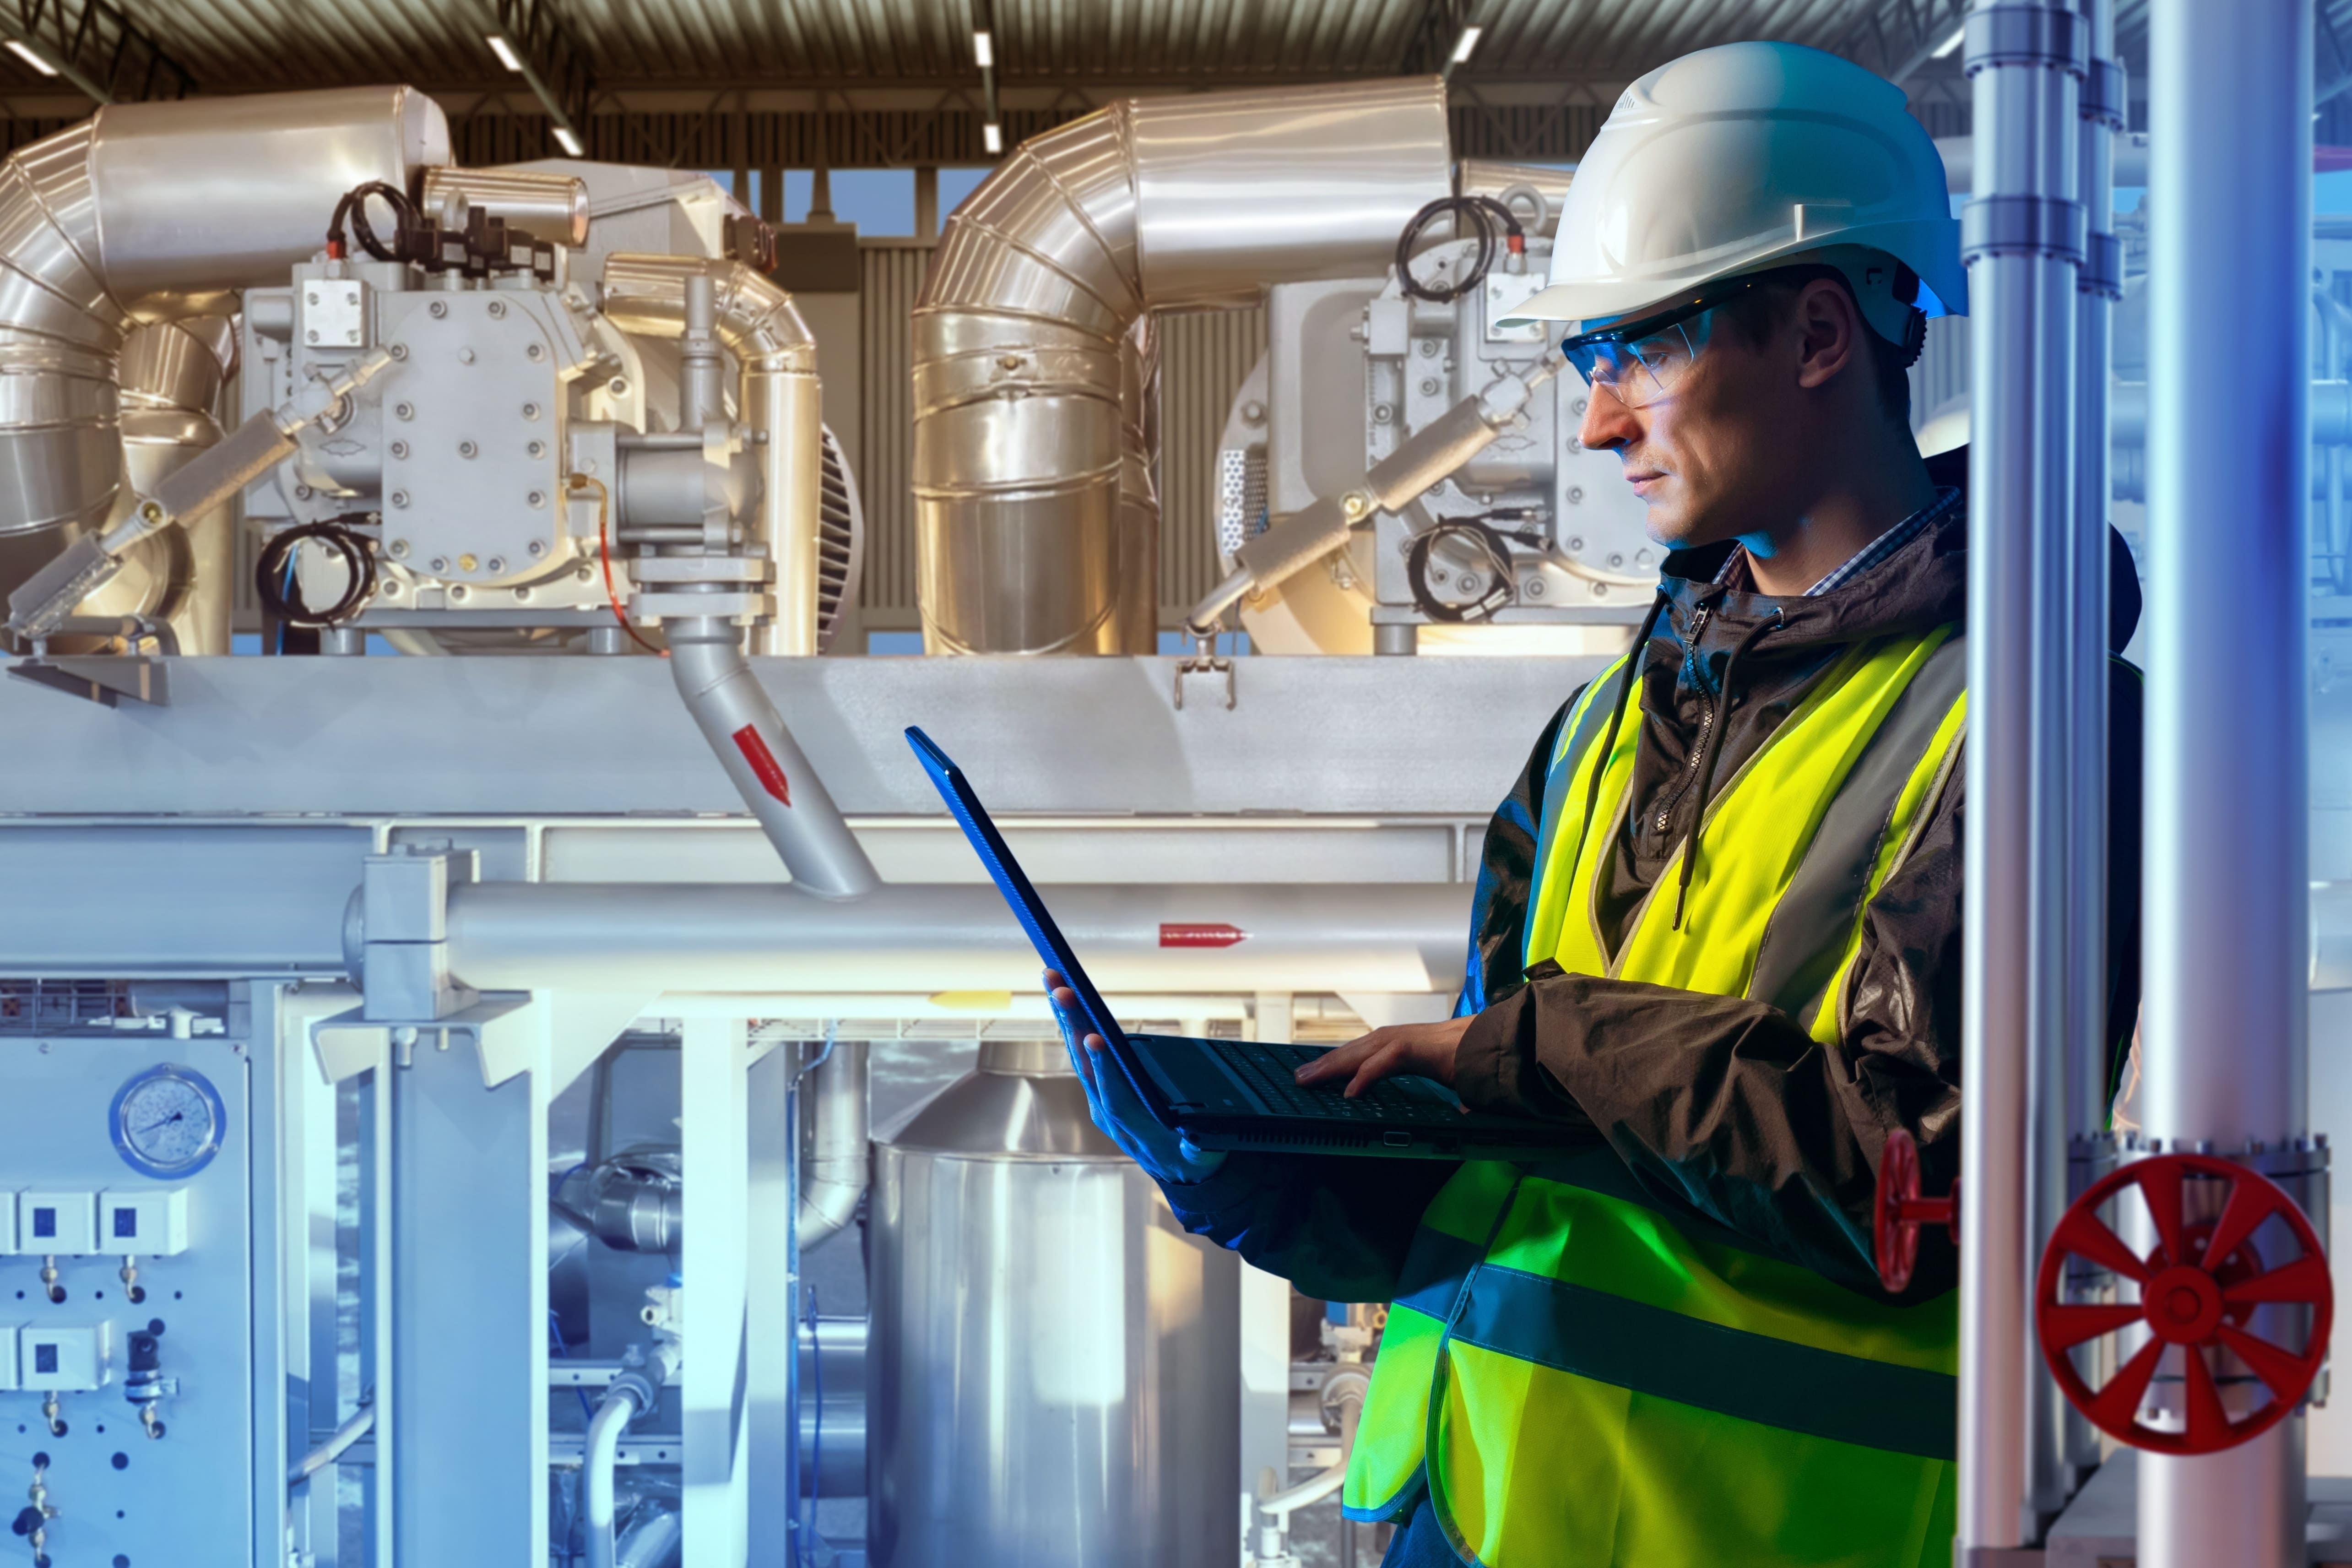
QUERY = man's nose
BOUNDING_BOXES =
[1577,381,1641,452]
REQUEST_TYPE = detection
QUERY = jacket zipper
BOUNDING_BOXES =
[1656,606,1714,833]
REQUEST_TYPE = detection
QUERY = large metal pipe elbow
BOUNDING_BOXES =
[911,78,1452,655]
[600,255,824,656]
[0,88,445,541]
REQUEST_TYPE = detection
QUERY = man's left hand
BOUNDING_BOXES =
[1293,1015,1475,1099]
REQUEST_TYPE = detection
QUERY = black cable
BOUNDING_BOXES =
[255,517,378,629]
[1404,514,1548,624]
[1393,194,1526,304]
[326,181,416,263]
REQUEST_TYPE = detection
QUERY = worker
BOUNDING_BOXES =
[1051,39,2144,1568]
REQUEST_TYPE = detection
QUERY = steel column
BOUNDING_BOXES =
[1962,0,2085,1552]
[2062,0,2122,1491]
[681,1016,754,1564]
[2141,0,2313,1560]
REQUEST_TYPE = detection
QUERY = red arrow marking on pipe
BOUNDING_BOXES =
[730,725,793,806]
[1160,923,1247,949]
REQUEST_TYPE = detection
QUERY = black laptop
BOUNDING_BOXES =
[906,726,1592,1160]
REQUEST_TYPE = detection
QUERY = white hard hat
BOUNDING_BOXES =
[1497,41,1965,336]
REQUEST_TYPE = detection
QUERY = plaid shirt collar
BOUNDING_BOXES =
[1713,486,1961,597]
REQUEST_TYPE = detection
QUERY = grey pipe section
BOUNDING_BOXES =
[287,1399,373,1487]
[662,624,879,899]
[0,88,444,540]
[1958,0,2081,1551]
[2142,0,2312,1558]
[912,78,1452,654]
[435,881,1469,996]
[798,1040,868,1249]
[600,255,824,656]
[612,1504,680,1568]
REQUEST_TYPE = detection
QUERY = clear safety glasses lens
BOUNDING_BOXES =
[1562,318,1704,409]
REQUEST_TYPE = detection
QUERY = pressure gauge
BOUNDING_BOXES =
[110,1064,226,1179]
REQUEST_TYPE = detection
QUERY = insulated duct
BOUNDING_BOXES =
[599,255,825,656]
[0,87,447,541]
[911,77,1453,654]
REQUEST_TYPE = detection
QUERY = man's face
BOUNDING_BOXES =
[1572,285,1837,553]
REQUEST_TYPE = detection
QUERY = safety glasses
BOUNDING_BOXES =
[1557,273,1776,409]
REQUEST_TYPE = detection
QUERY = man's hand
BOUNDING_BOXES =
[1045,969,1227,1184]
[1294,1015,1475,1099]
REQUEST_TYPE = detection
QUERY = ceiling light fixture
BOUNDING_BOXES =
[1931,24,1966,58]
[6,38,58,76]
[982,122,1003,155]
[1450,25,1482,65]
[973,30,994,69]
[487,33,524,72]
[553,126,584,157]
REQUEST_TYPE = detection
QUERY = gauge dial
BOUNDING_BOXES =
[111,1065,225,1179]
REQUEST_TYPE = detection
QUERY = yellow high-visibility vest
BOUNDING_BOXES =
[1345,625,1967,1567]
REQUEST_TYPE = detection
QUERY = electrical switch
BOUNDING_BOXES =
[99,1190,187,1255]
[15,1194,94,1258]
[0,1195,15,1256]
[18,1323,110,1392]
[0,1329,16,1392]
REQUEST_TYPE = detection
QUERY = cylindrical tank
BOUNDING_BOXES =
[869,1038,1239,1568]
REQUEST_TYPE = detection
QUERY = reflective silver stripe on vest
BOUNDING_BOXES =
[1745,630,1968,1018]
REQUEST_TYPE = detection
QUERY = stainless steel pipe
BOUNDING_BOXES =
[2141,0,2313,1559]
[1960,0,2084,1552]
[911,77,1451,654]
[434,881,1468,996]
[600,255,826,656]
[797,1040,868,1249]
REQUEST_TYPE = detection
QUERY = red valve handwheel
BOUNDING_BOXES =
[2035,1151,2332,1455]
[1874,1126,1958,1293]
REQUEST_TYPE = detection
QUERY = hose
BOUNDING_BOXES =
[1393,194,1525,304]
[584,1376,652,1568]
[327,180,417,263]
[254,517,378,628]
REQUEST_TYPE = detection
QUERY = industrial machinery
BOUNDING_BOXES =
[0,15,2342,1564]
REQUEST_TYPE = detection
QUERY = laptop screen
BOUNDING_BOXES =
[904,727,1141,1074]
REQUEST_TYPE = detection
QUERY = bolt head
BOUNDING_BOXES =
[527,342,545,360]
[457,348,475,365]
[528,440,545,457]
[528,490,546,508]
[390,440,409,459]
[486,556,506,574]
[306,292,319,305]
[523,402,541,420]
[388,538,409,558]
[459,440,477,458]
[307,329,320,343]
[458,553,478,572]
[608,377,629,395]
[450,584,470,602]
[428,555,447,572]
[429,301,447,318]
[390,490,410,508]
[527,539,546,557]
[394,402,414,421]
[488,300,506,318]
[1566,487,1583,504]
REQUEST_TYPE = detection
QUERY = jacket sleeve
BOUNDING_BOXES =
[1146,692,1587,1304]
[1451,661,2145,1301]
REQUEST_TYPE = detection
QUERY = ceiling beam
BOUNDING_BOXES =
[8,0,195,103]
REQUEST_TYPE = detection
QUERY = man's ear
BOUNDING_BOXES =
[1792,278,1859,392]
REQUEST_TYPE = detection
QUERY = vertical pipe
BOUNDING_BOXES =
[2063,0,2122,1487]
[1961,0,2083,1552]
[2141,0,2311,1562]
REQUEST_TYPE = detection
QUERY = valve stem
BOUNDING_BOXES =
[38,1395,62,1440]
[35,1258,60,1305]
[119,1256,144,1305]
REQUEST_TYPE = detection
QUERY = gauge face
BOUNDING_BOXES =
[110,1065,225,1179]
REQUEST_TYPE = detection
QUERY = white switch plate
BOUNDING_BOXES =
[0,1193,16,1256]
[98,1189,187,1256]
[16,1192,96,1256]
[18,1321,110,1391]
[0,1327,16,1392]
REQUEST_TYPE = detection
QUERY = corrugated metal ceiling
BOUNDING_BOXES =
[0,0,1962,94]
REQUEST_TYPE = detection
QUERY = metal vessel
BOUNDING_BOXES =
[869,1038,1240,1567]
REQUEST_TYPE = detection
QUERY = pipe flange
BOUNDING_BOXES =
[1962,195,2087,266]
[629,590,771,621]
[1963,5,2087,77]
[629,555,775,585]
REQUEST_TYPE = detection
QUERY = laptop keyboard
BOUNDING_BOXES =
[1218,1039,1463,1123]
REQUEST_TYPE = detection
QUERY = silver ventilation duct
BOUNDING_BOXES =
[911,77,1453,654]
[0,88,447,543]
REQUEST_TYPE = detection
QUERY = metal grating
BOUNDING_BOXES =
[0,978,129,1031]
[1155,304,1267,619]
[857,238,932,619]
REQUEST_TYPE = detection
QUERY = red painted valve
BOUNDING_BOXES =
[2035,1152,2332,1455]
[1874,1126,1958,1293]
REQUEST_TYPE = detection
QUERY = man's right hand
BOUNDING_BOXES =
[1046,969,1228,1186]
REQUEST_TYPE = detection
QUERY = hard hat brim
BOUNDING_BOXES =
[1498,217,1968,332]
